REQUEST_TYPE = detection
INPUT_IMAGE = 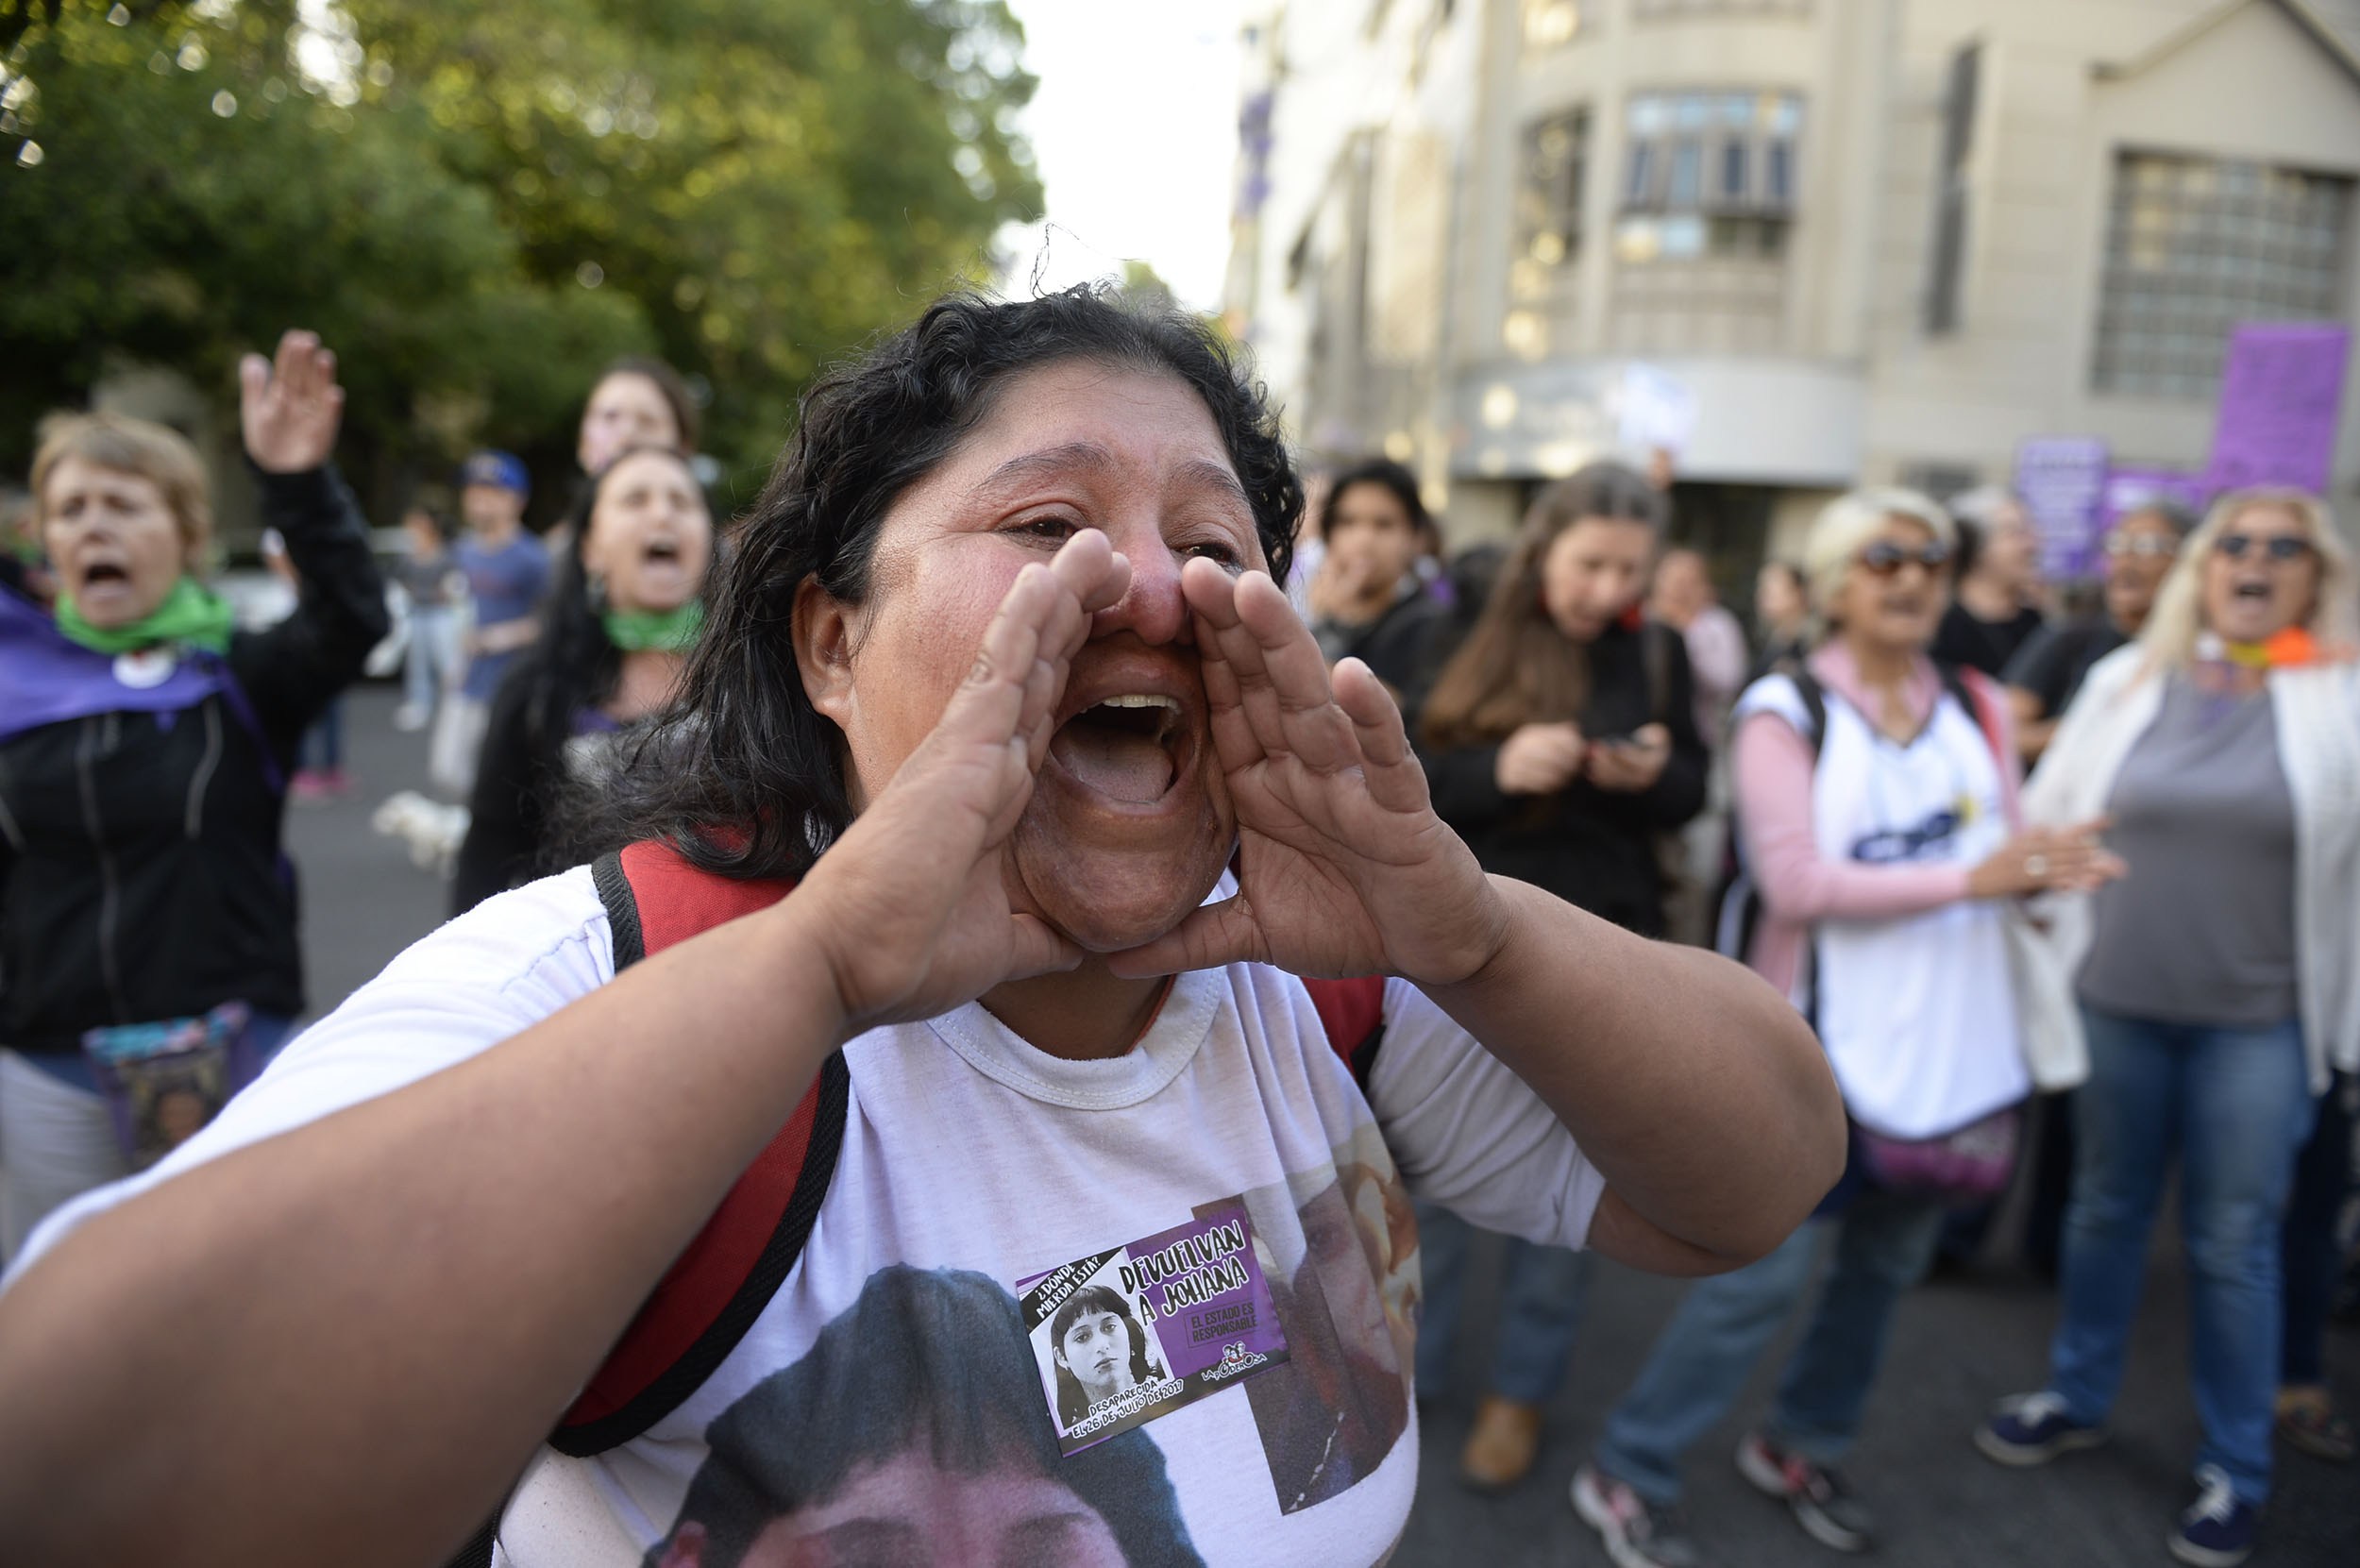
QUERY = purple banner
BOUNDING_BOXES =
[2013,436,2111,581]
[2204,322,2351,496]
[2100,465,2210,527]
[1019,1202,1289,1456]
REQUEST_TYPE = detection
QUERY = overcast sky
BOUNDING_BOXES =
[994,0,1244,312]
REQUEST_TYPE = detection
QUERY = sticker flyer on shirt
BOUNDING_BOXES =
[1018,1200,1290,1457]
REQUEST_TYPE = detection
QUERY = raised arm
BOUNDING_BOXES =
[231,331,390,733]
[1112,565,1848,1276]
[0,535,1126,1568]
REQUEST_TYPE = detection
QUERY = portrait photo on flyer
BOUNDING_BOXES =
[1019,1203,1291,1457]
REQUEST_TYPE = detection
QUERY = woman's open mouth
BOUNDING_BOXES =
[82,562,129,587]
[1048,693,1187,806]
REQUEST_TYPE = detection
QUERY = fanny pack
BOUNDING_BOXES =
[81,1003,259,1170]
[1850,1104,2022,1208]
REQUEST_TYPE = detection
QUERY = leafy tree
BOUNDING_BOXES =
[1,0,1040,513]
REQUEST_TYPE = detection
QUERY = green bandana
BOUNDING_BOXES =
[57,577,236,656]
[602,600,704,653]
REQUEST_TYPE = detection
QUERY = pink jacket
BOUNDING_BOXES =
[1734,643,2021,997]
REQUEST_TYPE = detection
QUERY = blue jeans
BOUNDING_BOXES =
[1594,1188,1945,1504]
[300,697,345,773]
[1413,1202,1593,1406]
[2047,1006,2315,1506]
[403,605,459,716]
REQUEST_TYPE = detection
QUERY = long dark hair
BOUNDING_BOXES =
[583,285,1303,882]
[1050,1284,1163,1427]
[1418,461,1664,749]
[509,445,708,769]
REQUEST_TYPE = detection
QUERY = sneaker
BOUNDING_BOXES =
[2170,1464,2257,1567]
[1976,1391,2107,1466]
[392,703,430,732]
[1734,1431,1871,1553]
[1571,1464,1704,1568]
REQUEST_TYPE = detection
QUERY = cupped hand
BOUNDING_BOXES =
[1495,721,1585,796]
[1967,817,2125,900]
[1108,563,1507,986]
[241,330,346,475]
[1583,722,1671,793]
[792,531,1131,1030]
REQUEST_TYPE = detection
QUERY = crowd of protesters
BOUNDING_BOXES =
[0,289,2352,1568]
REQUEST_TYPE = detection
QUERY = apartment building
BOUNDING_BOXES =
[1225,0,2360,571]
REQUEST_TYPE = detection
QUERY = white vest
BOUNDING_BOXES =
[1741,676,2031,1138]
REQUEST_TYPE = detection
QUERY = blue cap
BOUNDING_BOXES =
[460,450,531,498]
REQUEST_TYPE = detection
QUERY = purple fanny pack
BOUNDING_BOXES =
[1851,1105,2023,1207]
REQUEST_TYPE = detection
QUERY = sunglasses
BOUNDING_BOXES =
[1855,540,1953,576]
[2215,533,2313,564]
[2102,533,2178,559]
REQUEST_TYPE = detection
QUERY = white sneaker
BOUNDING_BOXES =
[392,704,430,732]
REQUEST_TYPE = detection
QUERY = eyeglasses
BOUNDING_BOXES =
[2215,533,2314,564]
[1855,540,1953,576]
[2102,533,2178,559]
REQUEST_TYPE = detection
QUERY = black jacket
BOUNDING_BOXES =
[450,654,572,918]
[0,465,388,1055]
[1313,587,1455,700]
[1418,620,1708,937]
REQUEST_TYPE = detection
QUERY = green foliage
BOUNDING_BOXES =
[0,0,1040,505]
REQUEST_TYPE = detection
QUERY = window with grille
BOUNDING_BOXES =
[1616,91,1801,262]
[1511,109,1589,302]
[2092,151,2352,401]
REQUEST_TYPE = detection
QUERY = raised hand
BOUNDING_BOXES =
[1109,563,1505,986]
[795,531,1130,1029]
[240,329,346,474]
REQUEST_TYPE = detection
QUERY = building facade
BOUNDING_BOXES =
[1227,0,2360,576]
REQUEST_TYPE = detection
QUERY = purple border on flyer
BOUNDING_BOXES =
[1018,1201,1290,1457]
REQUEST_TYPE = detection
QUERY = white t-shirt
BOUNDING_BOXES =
[10,868,1605,1567]
[1738,675,2029,1138]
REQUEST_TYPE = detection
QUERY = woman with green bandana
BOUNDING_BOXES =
[0,330,387,1256]
[453,445,713,914]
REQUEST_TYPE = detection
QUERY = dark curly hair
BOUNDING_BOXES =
[578,284,1303,881]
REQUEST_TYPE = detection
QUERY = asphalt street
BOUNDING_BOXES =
[289,684,2359,1568]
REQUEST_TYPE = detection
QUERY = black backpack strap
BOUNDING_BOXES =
[1931,661,2007,766]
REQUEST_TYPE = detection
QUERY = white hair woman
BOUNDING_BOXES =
[1574,489,2117,1566]
[1981,489,2360,1566]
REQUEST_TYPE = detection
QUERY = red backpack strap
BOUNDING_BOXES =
[550,842,849,1457]
[1302,974,1388,1090]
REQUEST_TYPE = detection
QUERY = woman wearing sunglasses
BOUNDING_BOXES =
[1982,490,2360,1567]
[1574,490,2116,1568]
